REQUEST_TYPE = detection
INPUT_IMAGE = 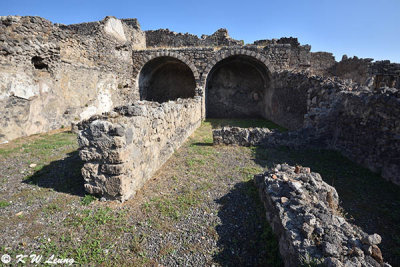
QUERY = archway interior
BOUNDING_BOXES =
[139,56,196,103]
[206,55,270,118]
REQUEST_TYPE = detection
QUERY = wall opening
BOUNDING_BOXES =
[139,56,196,103]
[205,55,270,118]
[31,56,48,70]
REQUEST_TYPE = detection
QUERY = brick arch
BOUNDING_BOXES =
[201,49,274,86]
[135,51,200,81]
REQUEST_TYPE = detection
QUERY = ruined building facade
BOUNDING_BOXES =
[1,16,399,198]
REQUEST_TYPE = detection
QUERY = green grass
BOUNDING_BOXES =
[0,131,76,157]
[3,118,398,265]
[43,203,62,214]
[142,188,202,220]
[39,207,131,265]
[81,195,97,206]
[0,200,10,208]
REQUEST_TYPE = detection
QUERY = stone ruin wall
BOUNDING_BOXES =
[0,15,399,189]
[213,129,394,265]
[130,44,312,131]
[145,28,244,48]
[305,79,400,185]
[1,15,400,144]
[212,73,400,186]
[1,14,399,265]
[254,165,388,267]
[0,15,145,143]
[310,52,400,89]
[76,97,202,201]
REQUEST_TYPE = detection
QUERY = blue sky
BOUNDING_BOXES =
[1,0,399,62]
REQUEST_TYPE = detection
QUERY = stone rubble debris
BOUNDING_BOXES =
[254,164,391,267]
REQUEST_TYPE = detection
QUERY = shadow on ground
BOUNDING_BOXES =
[191,142,213,147]
[23,150,85,197]
[252,145,400,265]
[213,180,283,267]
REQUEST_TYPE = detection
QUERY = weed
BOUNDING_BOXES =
[43,203,62,214]
[0,200,10,208]
[81,195,97,206]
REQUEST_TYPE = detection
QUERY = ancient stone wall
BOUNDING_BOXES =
[264,71,311,130]
[131,44,310,124]
[1,14,399,149]
[213,74,400,186]
[306,83,400,185]
[0,15,145,143]
[212,127,323,148]
[328,56,373,85]
[76,97,202,201]
[310,54,400,89]
[310,52,336,76]
[145,28,243,48]
[254,165,388,267]
[371,60,400,89]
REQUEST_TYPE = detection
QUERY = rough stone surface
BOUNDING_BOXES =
[212,126,324,148]
[145,28,244,48]
[254,165,391,267]
[76,97,202,201]
[305,80,400,185]
[1,15,399,186]
[2,15,399,143]
[0,15,145,143]
[213,71,400,186]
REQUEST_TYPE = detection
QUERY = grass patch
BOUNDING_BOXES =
[7,118,398,264]
[0,200,10,208]
[0,131,76,157]
[43,203,62,214]
[142,188,201,220]
[43,207,131,265]
[81,195,97,206]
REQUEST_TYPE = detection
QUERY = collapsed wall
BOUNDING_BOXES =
[0,15,145,143]
[76,97,202,201]
[254,165,388,267]
[310,54,400,89]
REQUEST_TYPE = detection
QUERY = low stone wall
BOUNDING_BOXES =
[76,97,202,201]
[254,165,389,267]
[212,127,324,148]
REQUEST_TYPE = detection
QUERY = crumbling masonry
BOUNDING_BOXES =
[1,15,399,195]
[1,14,399,267]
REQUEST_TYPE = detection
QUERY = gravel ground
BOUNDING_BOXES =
[1,119,399,266]
[0,121,282,266]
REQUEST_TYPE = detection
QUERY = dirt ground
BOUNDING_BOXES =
[0,119,399,266]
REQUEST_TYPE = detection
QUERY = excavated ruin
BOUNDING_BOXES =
[1,15,399,266]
